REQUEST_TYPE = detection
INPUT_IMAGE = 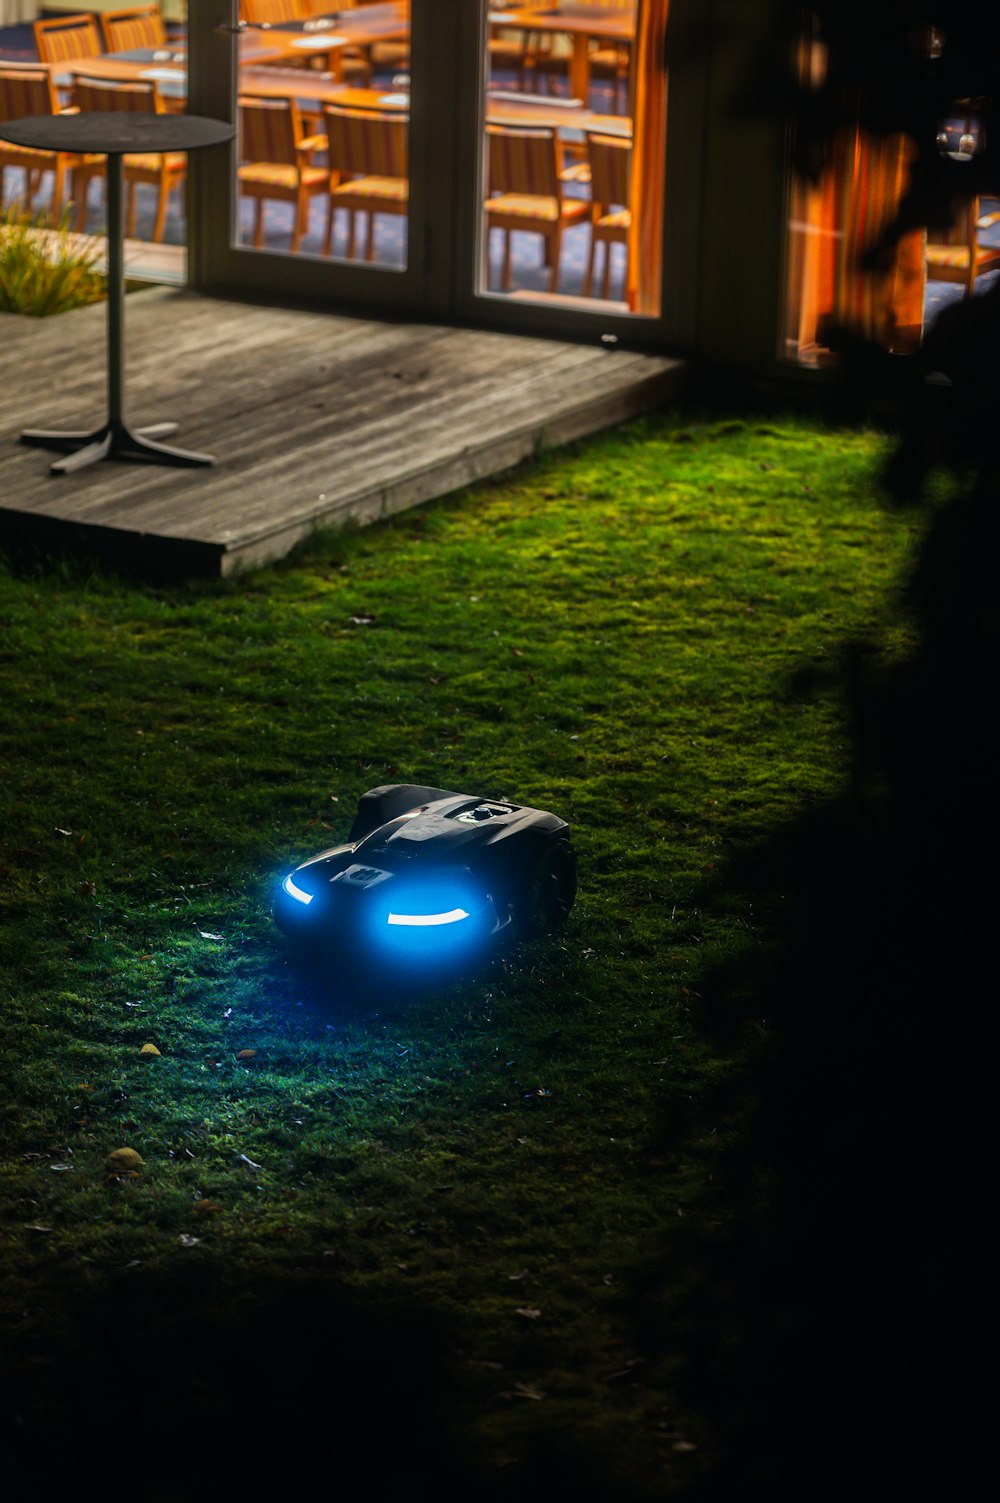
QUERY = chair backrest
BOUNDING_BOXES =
[239,94,303,165]
[240,0,304,24]
[586,131,630,208]
[486,124,559,198]
[927,196,981,250]
[73,74,161,114]
[0,63,60,125]
[323,107,408,179]
[33,13,104,65]
[100,6,167,52]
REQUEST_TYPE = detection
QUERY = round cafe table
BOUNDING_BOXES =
[0,111,234,474]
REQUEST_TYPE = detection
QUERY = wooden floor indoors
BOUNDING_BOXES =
[0,288,684,577]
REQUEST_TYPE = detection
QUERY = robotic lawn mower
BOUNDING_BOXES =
[275,783,576,968]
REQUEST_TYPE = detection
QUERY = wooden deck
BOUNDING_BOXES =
[0,288,684,576]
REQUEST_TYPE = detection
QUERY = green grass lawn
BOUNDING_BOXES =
[0,412,920,1496]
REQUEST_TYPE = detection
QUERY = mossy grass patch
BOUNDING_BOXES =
[0,410,921,1492]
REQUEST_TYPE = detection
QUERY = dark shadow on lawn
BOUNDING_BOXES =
[3,1263,474,1502]
[3,1258,648,1503]
[636,323,997,1502]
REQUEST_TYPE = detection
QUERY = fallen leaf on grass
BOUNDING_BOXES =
[510,1381,545,1401]
[235,1049,257,1060]
[25,1224,54,1234]
[177,1233,201,1248]
[347,614,375,626]
[507,1269,531,1282]
[237,1152,262,1171]
[515,1307,542,1320]
[193,1199,222,1218]
[79,881,97,897]
[107,1147,143,1170]
[198,930,223,941]
[139,1043,161,1058]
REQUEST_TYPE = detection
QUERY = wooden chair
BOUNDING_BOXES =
[487,1,546,88]
[322,105,408,260]
[484,124,589,292]
[523,0,631,111]
[925,196,1000,297]
[71,75,185,241]
[0,63,81,220]
[241,0,304,23]
[33,13,104,65]
[584,130,631,298]
[349,0,410,77]
[238,93,329,251]
[99,6,168,52]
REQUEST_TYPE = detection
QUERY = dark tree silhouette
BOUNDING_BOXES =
[644,6,998,1497]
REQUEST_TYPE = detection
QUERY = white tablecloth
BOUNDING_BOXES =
[0,1,39,27]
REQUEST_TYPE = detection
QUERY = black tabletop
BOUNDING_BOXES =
[0,111,233,155]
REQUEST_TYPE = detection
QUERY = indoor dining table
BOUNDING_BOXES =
[0,110,234,474]
[238,1,411,79]
[488,5,636,104]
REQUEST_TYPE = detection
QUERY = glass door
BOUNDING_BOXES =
[186,1,673,345]
[187,0,456,318]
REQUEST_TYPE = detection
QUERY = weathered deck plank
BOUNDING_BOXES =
[0,288,684,575]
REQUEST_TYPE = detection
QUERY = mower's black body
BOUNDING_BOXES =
[274,784,576,966]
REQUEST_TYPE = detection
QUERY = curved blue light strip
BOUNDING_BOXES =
[283,873,314,905]
[386,907,469,927]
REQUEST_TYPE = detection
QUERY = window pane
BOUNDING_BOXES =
[235,1,411,268]
[478,0,663,315]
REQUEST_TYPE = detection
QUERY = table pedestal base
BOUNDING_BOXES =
[20,420,214,475]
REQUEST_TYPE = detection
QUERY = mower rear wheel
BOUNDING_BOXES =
[514,838,577,937]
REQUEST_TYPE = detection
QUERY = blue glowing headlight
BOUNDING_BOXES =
[282,872,314,905]
[386,907,470,927]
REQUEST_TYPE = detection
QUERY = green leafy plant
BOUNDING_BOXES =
[0,201,106,316]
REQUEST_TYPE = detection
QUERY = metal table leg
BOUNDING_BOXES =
[20,153,215,474]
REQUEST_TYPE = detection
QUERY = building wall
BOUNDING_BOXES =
[687,0,788,371]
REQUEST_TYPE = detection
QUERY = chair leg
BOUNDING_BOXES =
[584,229,596,297]
[151,172,171,244]
[366,211,377,262]
[253,196,264,249]
[51,159,66,221]
[347,210,357,260]
[323,197,335,256]
[548,225,561,293]
[72,168,93,231]
[291,189,305,252]
[502,229,512,290]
